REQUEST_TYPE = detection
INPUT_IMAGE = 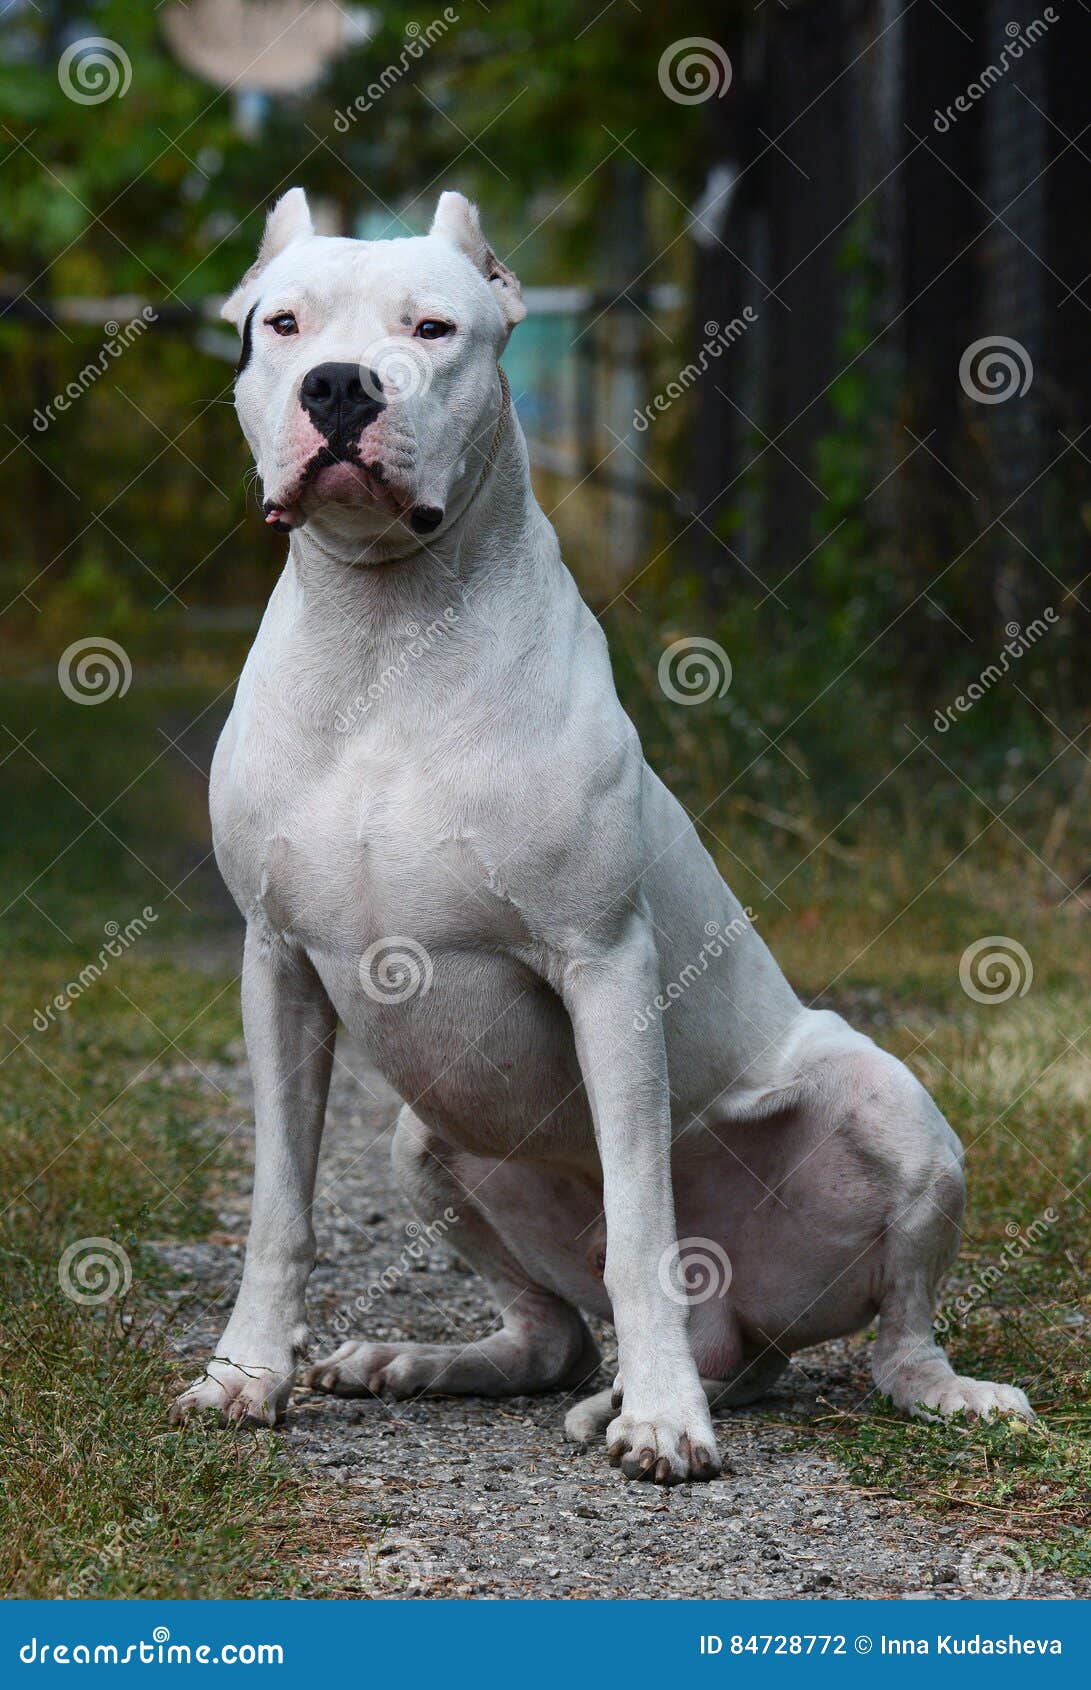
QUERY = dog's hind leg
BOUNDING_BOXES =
[871,1130,1035,1423]
[564,1352,789,1445]
[305,1107,599,1401]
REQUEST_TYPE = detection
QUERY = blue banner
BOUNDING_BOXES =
[3,1600,1089,1685]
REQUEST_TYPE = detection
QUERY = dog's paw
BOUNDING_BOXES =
[170,1354,292,1428]
[605,1406,722,1485]
[303,1339,434,1399]
[909,1376,1036,1424]
[564,1387,615,1446]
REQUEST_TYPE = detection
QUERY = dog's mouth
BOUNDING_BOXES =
[264,444,407,532]
[305,444,383,500]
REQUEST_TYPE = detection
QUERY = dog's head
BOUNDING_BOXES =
[222,188,525,544]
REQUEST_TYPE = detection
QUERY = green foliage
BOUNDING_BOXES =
[810,210,900,651]
[0,0,750,629]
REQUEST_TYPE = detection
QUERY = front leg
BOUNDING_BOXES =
[172,928,336,1426]
[563,915,721,1485]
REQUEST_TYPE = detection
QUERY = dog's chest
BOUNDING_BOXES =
[213,720,529,961]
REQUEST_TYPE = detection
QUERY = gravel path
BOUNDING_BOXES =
[161,1025,1079,1602]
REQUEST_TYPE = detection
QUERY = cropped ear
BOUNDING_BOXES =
[430,191,526,332]
[221,187,314,326]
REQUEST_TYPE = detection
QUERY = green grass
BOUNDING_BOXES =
[1,632,1088,1590]
[751,807,1091,1576]
[0,677,361,1597]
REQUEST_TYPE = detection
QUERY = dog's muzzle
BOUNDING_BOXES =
[299,362,385,450]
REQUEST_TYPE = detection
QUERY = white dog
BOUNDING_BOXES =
[173,189,1033,1483]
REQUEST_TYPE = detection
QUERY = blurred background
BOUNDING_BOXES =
[3,0,1090,767]
[2,0,1089,1597]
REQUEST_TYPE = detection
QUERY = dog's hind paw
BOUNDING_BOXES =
[303,1339,410,1398]
[565,1387,615,1446]
[898,1374,1036,1424]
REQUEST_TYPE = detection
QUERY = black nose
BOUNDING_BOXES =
[299,362,385,448]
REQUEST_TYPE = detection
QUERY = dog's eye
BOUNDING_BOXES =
[415,319,453,340]
[266,312,298,336]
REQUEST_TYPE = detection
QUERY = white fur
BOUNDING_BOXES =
[173,192,1034,1477]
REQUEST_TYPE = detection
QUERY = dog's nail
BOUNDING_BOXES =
[654,1457,673,1484]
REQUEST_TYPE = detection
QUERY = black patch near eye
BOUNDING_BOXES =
[236,303,257,378]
